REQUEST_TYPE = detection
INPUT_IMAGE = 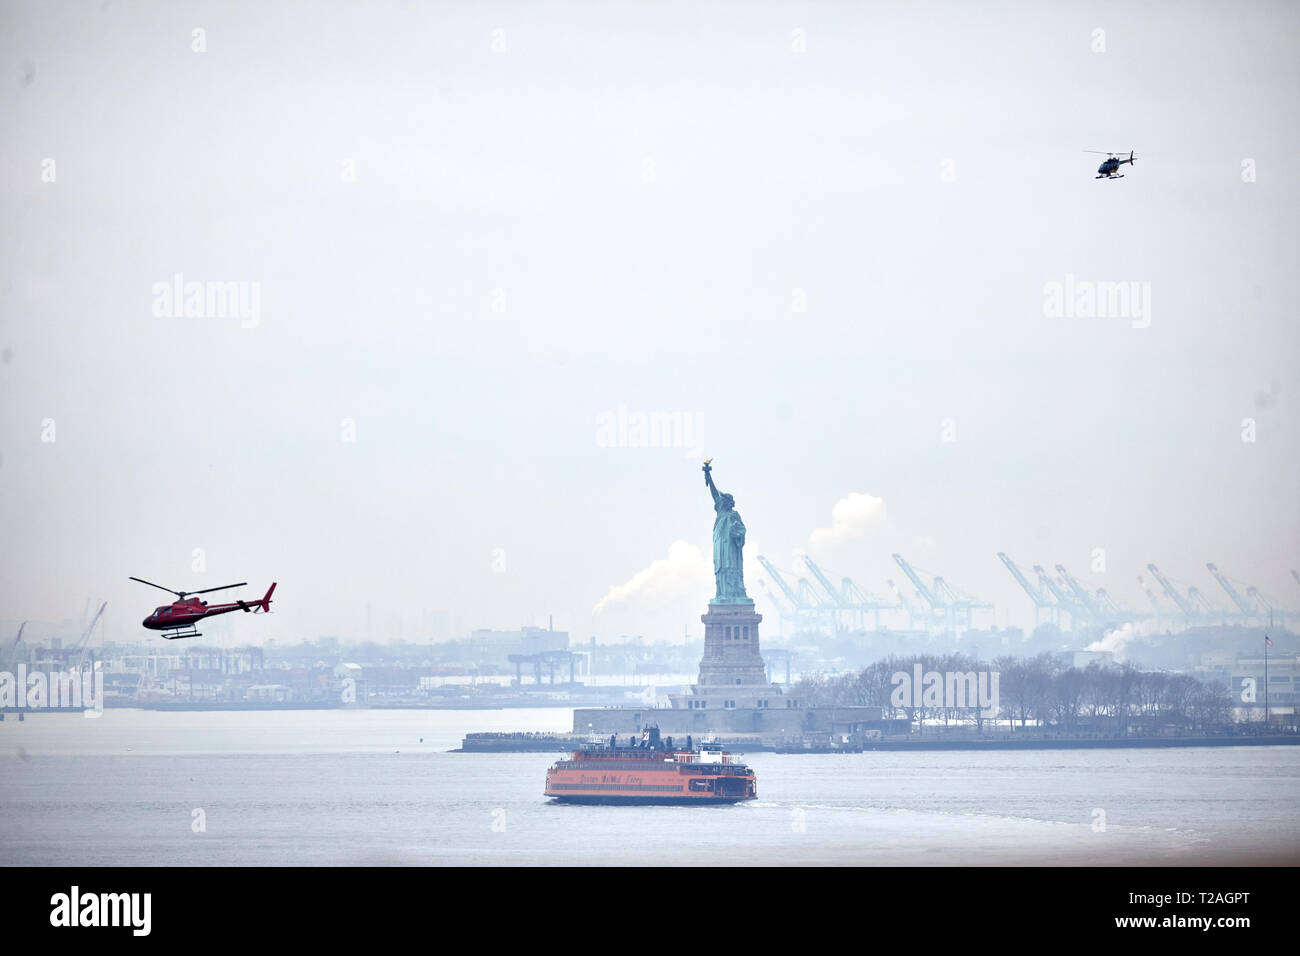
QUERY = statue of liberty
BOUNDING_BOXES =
[702,460,751,603]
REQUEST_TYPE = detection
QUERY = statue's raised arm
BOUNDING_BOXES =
[703,460,720,505]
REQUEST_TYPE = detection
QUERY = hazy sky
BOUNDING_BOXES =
[2,0,1296,645]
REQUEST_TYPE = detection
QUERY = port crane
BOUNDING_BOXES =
[1145,564,1228,626]
[997,553,1059,626]
[891,554,993,632]
[1136,575,1165,622]
[1145,564,1197,623]
[1094,588,1129,619]
[801,556,897,631]
[799,555,849,631]
[1055,564,1108,623]
[70,601,106,672]
[757,556,802,611]
[1205,562,1293,626]
[1032,565,1087,630]
[886,579,922,630]
[757,556,834,635]
[1055,564,1140,626]
[2,622,25,672]
[1205,563,1263,620]
[1247,586,1277,624]
[892,553,943,625]
[840,576,894,630]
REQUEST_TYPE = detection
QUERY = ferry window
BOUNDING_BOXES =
[735,678,741,684]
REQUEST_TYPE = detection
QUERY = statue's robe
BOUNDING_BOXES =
[712,503,747,600]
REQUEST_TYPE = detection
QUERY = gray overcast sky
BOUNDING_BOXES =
[1,0,1296,644]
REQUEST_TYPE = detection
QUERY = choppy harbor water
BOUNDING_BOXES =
[2,709,1297,866]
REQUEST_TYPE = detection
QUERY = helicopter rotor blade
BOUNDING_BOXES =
[129,576,182,597]
[185,582,249,597]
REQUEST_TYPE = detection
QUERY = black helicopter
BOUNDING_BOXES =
[1086,149,1136,179]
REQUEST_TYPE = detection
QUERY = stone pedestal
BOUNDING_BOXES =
[668,601,782,714]
[697,604,768,688]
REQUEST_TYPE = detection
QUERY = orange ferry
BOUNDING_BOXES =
[545,726,757,805]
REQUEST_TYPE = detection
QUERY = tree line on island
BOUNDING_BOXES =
[790,653,1236,735]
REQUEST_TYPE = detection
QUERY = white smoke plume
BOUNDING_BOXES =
[1086,619,1160,658]
[592,540,712,618]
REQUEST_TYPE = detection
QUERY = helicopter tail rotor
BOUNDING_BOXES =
[256,582,277,613]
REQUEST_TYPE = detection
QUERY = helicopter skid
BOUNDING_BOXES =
[161,627,202,640]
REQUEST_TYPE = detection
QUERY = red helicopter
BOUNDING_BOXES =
[131,577,277,640]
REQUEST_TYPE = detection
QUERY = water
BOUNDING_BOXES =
[2,709,1297,865]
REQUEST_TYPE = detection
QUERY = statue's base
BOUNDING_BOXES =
[696,604,768,688]
[667,602,782,711]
